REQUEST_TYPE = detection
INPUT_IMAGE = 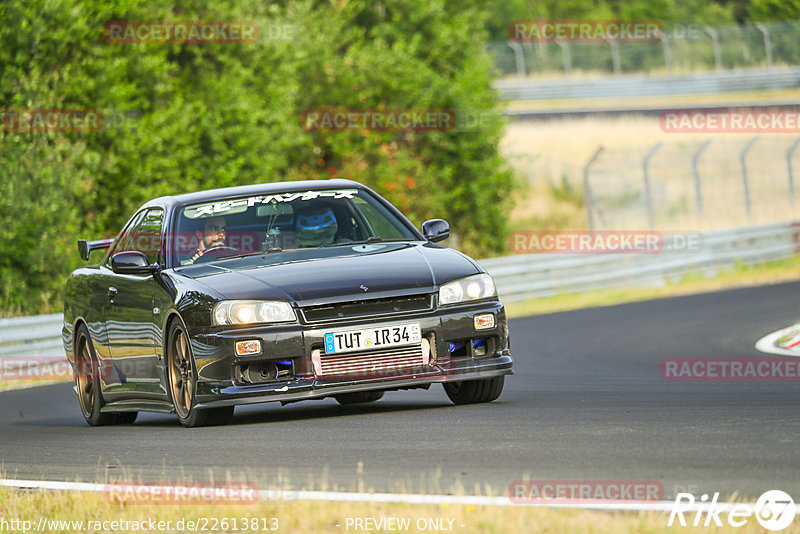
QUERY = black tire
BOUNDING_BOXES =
[74,324,117,426]
[166,320,234,427]
[335,390,385,405]
[443,376,505,405]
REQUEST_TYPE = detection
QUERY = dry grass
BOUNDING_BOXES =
[502,115,800,232]
[0,485,789,534]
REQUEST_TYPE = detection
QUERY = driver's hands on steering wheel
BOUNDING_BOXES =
[190,244,238,264]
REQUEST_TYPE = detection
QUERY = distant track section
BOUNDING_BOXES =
[493,67,800,102]
[504,101,800,120]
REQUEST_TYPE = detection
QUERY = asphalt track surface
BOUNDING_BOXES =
[2,281,799,499]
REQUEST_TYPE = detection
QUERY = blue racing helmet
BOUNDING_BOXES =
[296,207,338,247]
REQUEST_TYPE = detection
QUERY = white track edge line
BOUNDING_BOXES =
[0,478,750,512]
[755,325,800,357]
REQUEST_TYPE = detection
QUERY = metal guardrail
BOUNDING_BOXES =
[503,101,800,121]
[0,222,798,360]
[0,313,64,359]
[492,67,800,101]
[480,222,800,302]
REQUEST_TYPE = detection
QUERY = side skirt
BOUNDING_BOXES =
[74,385,175,414]
[99,399,175,414]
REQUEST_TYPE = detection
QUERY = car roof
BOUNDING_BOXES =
[141,179,366,210]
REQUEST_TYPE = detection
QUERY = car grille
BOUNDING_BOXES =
[311,343,430,379]
[300,294,433,323]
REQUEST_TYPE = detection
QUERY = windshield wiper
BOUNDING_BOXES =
[219,247,283,260]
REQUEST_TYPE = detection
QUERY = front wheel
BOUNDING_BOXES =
[443,376,505,405]
[167,321,234,427]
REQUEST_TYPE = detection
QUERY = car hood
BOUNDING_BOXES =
[175,242,481,306]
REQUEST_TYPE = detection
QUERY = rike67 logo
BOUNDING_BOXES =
[669,490,796,531]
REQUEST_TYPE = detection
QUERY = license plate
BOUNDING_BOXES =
[324,323,421,354]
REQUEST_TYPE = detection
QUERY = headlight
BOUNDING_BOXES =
[213,300,296,326]
[438,274,497,305]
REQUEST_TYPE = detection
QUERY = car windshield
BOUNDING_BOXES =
[172,187,418,267]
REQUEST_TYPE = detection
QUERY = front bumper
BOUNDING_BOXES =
[189,299,513,408]
[195,354,512,408]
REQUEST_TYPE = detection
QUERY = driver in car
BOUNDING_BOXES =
[187,215,227,263]
[296,207,338,247]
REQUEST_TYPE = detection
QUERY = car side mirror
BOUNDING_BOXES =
[422,219,450,243]
[111,251,158,275]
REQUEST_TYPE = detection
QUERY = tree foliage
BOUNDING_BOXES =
[748,0,800,21]
[0,0,514,313]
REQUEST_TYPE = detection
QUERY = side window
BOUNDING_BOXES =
[130,208,165,264]
[106,210,146,263]
[352,197,406,239]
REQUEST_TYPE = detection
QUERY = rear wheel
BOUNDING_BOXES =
[167,321,233,427]
[443,376,505,405]
[74,325,116,426]
[335,391,385,405]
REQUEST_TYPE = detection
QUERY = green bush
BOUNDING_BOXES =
[0,0,516,314]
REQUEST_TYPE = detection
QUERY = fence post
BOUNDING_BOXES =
[787,138,800,205]
[583,146,604,231]
[755,22,773,69]
[642,143,663,230]
[704,27,722,71]
[556,41,572,75]
[606,39,622,74]
[692,140,711,216]
[740,136,759,218]
[507,41,526,77]
[661,33,672,72]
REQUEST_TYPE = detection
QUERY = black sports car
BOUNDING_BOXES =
[63,179,513,426]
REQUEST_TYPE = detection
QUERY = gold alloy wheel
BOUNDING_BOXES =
[169,328,194,419]
[76,336,94,418]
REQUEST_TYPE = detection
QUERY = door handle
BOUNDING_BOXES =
[108,287,118,302]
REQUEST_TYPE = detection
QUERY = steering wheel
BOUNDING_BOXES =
[193,245,238,264]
